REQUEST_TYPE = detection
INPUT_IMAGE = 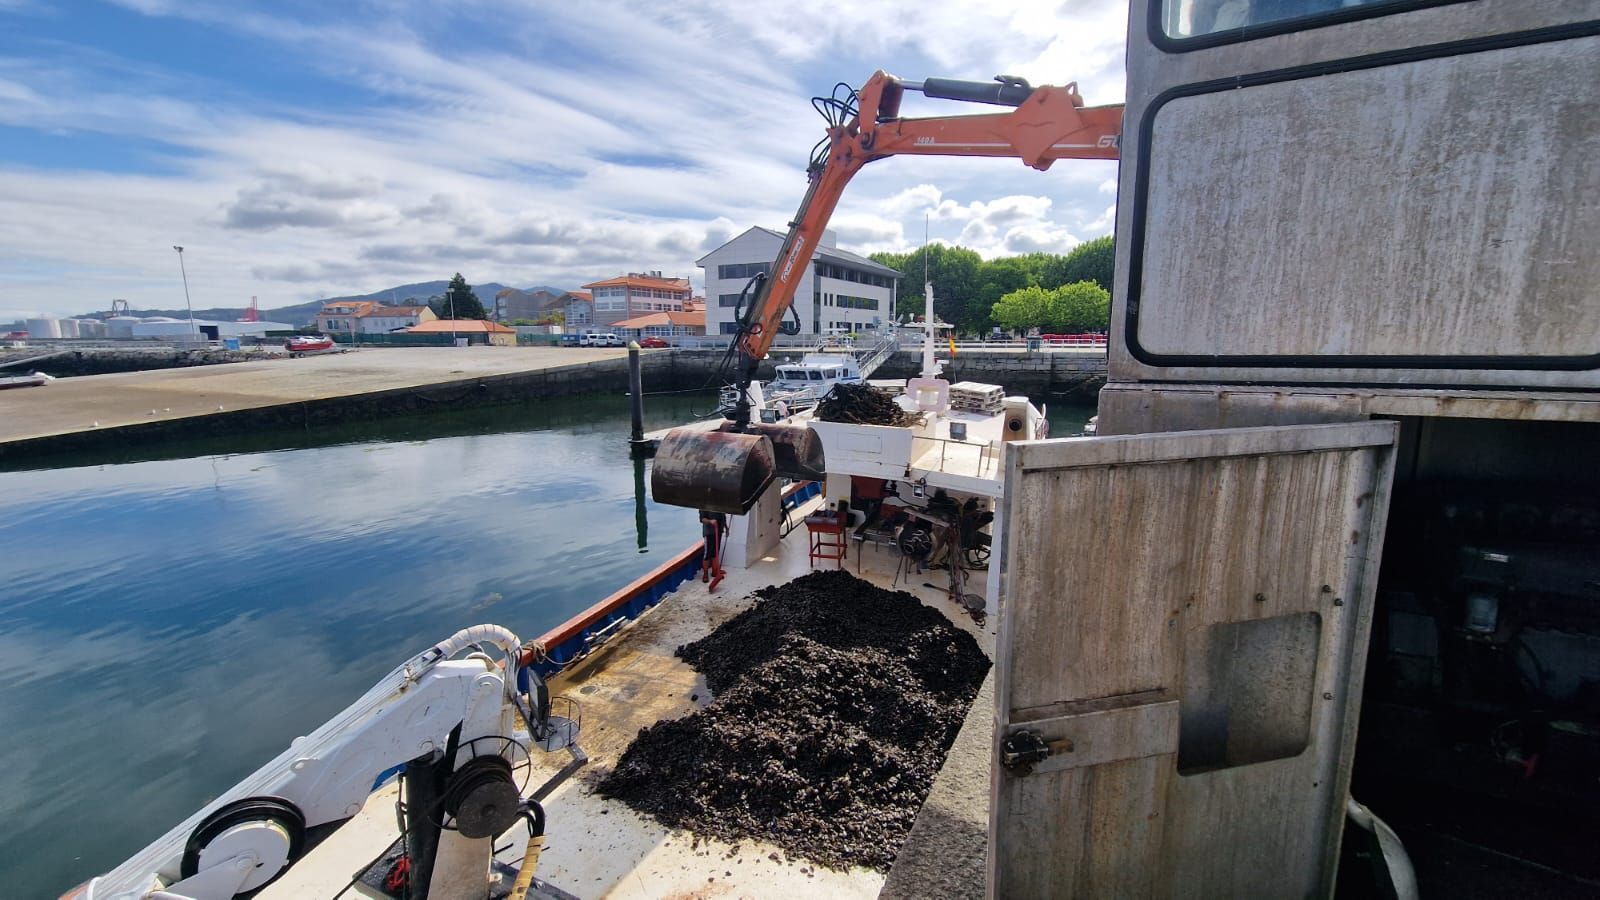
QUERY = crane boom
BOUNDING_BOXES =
[738,70,1122,368]
[652,70,1123,516]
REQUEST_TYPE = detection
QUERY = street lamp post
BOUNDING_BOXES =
[173,245,197,339]
[447,285,458,344]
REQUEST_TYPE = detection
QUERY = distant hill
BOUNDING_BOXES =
[86,280,565,328]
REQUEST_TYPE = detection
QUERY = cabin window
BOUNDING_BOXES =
[810,371,823,380]
[1158,0,1444,43]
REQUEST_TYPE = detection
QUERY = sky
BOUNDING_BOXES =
[0,0,1127,319]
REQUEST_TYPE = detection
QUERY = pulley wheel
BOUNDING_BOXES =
[181,796,306,895]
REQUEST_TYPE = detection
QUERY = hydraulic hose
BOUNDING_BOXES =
[1346,797,1418,900]
[429,624,522,661]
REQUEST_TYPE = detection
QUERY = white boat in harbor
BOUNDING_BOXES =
[719,337,891,419]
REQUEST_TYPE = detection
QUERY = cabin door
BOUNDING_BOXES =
[988,421,1397,898]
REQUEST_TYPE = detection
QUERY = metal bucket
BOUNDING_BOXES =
[651,428,778,515]
[748,422,826,482]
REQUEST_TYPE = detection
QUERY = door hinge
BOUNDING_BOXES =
[1000,729,1074,776]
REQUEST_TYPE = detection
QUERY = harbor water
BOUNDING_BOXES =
[0,392,1093,896]
[0,394,707,897]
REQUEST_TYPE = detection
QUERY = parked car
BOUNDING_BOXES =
[638,336,669,348]
[579,332,622,347]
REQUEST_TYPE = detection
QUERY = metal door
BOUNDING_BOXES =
[989,421,1398,898]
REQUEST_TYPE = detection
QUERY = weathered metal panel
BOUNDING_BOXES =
[1096,383,1600,435]
[989,422,1397,898]
[1110,0,1600,389]
[1138,38,1600,360]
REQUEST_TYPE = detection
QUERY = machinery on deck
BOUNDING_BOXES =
[650,70,1123,515]
[72,625,584,900]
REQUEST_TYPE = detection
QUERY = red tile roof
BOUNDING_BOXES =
[611,310,705,329]
[581,274,692,292]
[406,320,515,333]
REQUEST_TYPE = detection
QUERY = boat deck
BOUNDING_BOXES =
[263,504,999,899]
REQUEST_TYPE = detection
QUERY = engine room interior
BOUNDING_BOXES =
[1349,416,1600,896]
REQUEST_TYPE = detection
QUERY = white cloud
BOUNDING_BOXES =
[0,1,1129,317]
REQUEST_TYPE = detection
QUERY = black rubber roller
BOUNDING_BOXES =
[444,756,521,840]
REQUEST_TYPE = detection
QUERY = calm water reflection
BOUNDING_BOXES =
[0,394,705,897]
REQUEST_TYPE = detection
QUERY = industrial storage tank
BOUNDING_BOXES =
[24,317,61,339]
[76,319,107,338]
[105,315,142,338]
[58,318,81,338]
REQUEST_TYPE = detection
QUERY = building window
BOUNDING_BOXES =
[719,322,740,334]
[718,261,771,280]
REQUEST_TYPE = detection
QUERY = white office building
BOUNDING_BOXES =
[698,227,900,337]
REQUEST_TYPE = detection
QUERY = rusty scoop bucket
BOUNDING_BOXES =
[748,421,826,482]
[651,423,825,515]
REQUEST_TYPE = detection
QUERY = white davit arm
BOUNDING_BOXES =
[74,625,525,900]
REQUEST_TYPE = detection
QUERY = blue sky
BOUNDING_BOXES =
[0,0,1126,318]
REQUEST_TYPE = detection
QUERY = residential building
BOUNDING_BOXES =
[316,301,437,335]
[494,288,566,322]
[580,272,693,329]
[609,309,707,341]
[563,290,594,331]
[404,319,517,346]
[316,300,377,334]
[359,305,435,333]
[697,227,900,336]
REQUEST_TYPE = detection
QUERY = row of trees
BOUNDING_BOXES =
[868,235,1113,334]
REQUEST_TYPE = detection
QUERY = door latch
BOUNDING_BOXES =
[1000,729,1074,776]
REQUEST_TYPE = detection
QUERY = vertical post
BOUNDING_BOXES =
[173,245,197,339]
[627,340,646,447]
[447,285,457,345]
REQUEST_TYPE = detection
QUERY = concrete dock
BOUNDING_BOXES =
[0,346,629,461]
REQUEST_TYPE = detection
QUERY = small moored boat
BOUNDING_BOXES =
[0,372,51,389]
[284,335,335,353]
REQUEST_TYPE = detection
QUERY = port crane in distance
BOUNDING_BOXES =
[650,69,1124,516]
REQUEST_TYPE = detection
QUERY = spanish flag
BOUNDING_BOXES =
[947,335,958,357]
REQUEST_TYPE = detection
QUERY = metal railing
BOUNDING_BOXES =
[909,433,1000,480]
[853,333,899,379]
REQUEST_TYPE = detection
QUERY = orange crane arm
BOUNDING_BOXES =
[736,70,1123,365]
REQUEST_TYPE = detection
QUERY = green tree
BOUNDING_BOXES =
[430,273,488,320]
[973,256,1038,330]
[990,280,1111,333]
[870,244,983,331]
[1045,280,1111,332]
[1047,235,1114,292]
[991,285,1054,332]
